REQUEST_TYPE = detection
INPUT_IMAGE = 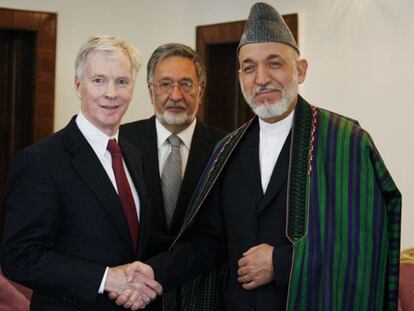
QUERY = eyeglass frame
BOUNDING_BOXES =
[148,78,202,94]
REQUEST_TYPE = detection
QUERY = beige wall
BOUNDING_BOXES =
[1,0,413,248]
[0,0,190,127]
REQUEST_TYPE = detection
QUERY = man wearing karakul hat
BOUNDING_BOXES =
[111,2,401,310]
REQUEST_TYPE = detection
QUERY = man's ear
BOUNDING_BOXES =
[297,59,308,84]
[75,77,82,99]
[238,68,242,85]
[198,83,205,101]
[147,83,155,103]
[194,82,206,110]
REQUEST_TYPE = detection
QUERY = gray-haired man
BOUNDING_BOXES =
[1,35,162,310]
[120,43,227,310]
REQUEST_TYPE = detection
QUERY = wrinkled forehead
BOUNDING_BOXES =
[238,42,297,65]
[153,56,198,80]
[85,49,129,64]
[83,50,132,74]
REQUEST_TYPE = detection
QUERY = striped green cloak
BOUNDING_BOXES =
[177,96,401,310]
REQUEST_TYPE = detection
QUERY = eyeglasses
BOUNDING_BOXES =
[150,79,197,94]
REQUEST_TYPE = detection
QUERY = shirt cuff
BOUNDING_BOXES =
[98,267,109,294]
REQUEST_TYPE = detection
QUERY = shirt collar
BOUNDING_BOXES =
[258,109,294,135]
[76,111,119,158]
[155,118,196,150]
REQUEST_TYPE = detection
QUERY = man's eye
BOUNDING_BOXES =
[93,78,104,84]
[158,81,173,91]
[269,61,281,68]
[118,79,129,87]
[243,66,254,73]
[159,81,172,87]
[180,81,193,90]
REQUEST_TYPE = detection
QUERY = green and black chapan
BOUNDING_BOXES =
[176,96,401,311]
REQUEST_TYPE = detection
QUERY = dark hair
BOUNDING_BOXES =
[147,43,206,85]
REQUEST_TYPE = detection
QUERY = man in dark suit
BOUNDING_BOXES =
[0,35,161,310]
[120,43,227,311]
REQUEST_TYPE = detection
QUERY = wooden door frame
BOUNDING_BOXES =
[0,7,57,140]
[196,14,298,123]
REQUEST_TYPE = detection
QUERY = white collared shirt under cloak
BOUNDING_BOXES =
[155,117,196,177]
[259,110,294,193]
[76,112,141,294]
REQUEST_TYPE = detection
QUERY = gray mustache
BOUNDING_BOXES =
[165,101,187,109]
[254,85,281,96]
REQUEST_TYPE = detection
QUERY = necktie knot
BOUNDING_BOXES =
[107,139,121,154]
[167,134,181,148]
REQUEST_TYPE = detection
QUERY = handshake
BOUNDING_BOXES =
[104,261,163,310]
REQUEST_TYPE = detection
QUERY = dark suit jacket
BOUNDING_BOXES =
[120,117,227,311]
[120,116,227,258]
[0,116,151,311]
[150,119,292,311]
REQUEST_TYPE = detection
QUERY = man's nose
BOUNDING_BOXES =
[255,65,271,86]
[168,84,184,101]
[104,82,118,99]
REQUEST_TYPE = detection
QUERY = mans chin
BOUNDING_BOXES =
[162,112,190,126]
[252,102,289,119]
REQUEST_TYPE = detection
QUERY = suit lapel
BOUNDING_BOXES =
[257,131,291,214]
[120,138,147,202]
[239,120,263,207]
[119,138,149,259]
[137,117,162,198]
[63,118,134,256]
[137,118,168,231]
[169,121,214,233]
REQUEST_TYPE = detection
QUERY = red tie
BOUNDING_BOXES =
[107,139,139,252]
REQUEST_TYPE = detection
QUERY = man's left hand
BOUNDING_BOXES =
[237,243,274,290]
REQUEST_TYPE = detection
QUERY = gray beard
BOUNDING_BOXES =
[241,80,298,120]
[249,96,290,119]
[155,109,194,126]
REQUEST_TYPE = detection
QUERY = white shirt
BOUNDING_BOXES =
[259,111,294,193]
[75,112,140,293]
[155,118,197,177]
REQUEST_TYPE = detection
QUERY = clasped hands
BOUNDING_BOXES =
[103,243,274,309]
[104,261,162,310]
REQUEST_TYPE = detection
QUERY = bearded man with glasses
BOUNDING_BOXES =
[120,43,227,311]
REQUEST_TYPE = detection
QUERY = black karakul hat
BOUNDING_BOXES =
[238,2,299,54]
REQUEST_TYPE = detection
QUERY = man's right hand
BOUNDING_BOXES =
[105,261,162,310]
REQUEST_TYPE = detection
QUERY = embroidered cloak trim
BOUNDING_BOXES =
[174,96,401,311]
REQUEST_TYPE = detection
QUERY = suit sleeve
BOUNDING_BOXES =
[0,150,105,303]
[272,244,292,292]
[148,180,227,291]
